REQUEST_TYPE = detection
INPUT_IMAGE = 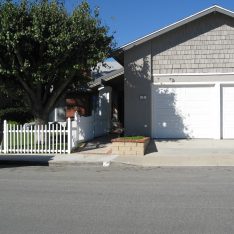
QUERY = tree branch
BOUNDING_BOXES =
[14,48,24,67]
[44,70,77,114]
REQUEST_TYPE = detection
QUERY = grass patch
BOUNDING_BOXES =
[7,132,67,151]
[118,136,145,140]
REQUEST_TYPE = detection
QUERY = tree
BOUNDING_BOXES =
[0,0,114,124]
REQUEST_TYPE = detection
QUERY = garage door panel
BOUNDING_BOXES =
[155,125,189,139]
[152,85,216,139]
[156,102,213,113]
[177,106,212,114]
[222,86,234,139]
[157,88,212,101]
[156,111,212,122]
[223,117,234,122]
[156,120,214,130]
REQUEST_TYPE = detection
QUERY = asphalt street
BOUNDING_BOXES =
[0,165,234,234]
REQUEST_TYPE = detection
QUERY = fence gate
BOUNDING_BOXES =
[0,118,72,154]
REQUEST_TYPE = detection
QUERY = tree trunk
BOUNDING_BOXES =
[0,119,3,146]
[33,108,49,126]
[33,110,49,145]
[34,116,47,126]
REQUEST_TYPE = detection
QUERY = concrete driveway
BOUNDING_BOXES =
[114,139,234,167]
[149,139,234,156]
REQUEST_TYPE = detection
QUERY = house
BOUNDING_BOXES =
[52,5,234,141]
[3,5,234,154]
[49,61,123,122]
[92,5,234,140]
[48,61,123,146]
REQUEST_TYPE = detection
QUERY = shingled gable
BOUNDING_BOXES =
[113,5,234,65]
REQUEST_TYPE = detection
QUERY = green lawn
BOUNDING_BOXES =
[7,131,68,152]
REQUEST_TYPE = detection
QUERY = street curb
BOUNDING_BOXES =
[0,154,118,167]
[0,159,113,167]
[0,159,109,167]
[2,159,234,168]
[48,161,104,167]
[111,160,234,167]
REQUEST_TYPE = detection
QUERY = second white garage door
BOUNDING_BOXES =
[152,85,216,139]
[222,85,234,139]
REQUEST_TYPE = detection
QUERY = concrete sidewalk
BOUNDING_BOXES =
[0,139,234,167]
[0,154,118,166]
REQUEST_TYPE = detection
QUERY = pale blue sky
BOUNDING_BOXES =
[65,0,234,47]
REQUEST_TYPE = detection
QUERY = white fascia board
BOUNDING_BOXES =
[153,82,216,86]
[153,72,234,76]
[153,81,234,85]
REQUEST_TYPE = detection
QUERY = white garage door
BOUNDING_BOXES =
[222,86,234,139]
[152,85,216,139]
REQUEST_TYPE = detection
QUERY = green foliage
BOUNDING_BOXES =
[0,77,32,122]
[7,120,20,125]
[0,0,114,123]
[119,136,145,140]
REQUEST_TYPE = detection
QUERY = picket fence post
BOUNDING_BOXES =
[67,118,72,154]
[3,120,8,154]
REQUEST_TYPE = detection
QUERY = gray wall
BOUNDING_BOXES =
[152,13,234,74]
[124,42,152,136]
[124,12,234,136]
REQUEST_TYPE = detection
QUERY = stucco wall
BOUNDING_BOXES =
[152,13,234,74]
[124,42,152,136]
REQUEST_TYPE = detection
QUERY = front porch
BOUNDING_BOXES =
[90,68,125,136]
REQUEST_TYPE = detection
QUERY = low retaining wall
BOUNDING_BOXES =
[111,137,150,156]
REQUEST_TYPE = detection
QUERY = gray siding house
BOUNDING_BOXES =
[94,5,234,139]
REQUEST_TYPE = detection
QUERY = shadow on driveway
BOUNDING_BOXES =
[145,140,158,154]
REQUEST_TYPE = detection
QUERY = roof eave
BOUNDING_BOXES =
[89,68,124,88]
[111,48,124,65]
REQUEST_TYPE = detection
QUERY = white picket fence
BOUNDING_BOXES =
[0,118,72,154]
[71,110,111,147]
[0,139,3,153]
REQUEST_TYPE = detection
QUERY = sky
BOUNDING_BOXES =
[65,0,234,48]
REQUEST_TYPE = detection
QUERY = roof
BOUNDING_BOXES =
[113,5,234,65]
[92,61,122,79]
[89,68,124,88]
